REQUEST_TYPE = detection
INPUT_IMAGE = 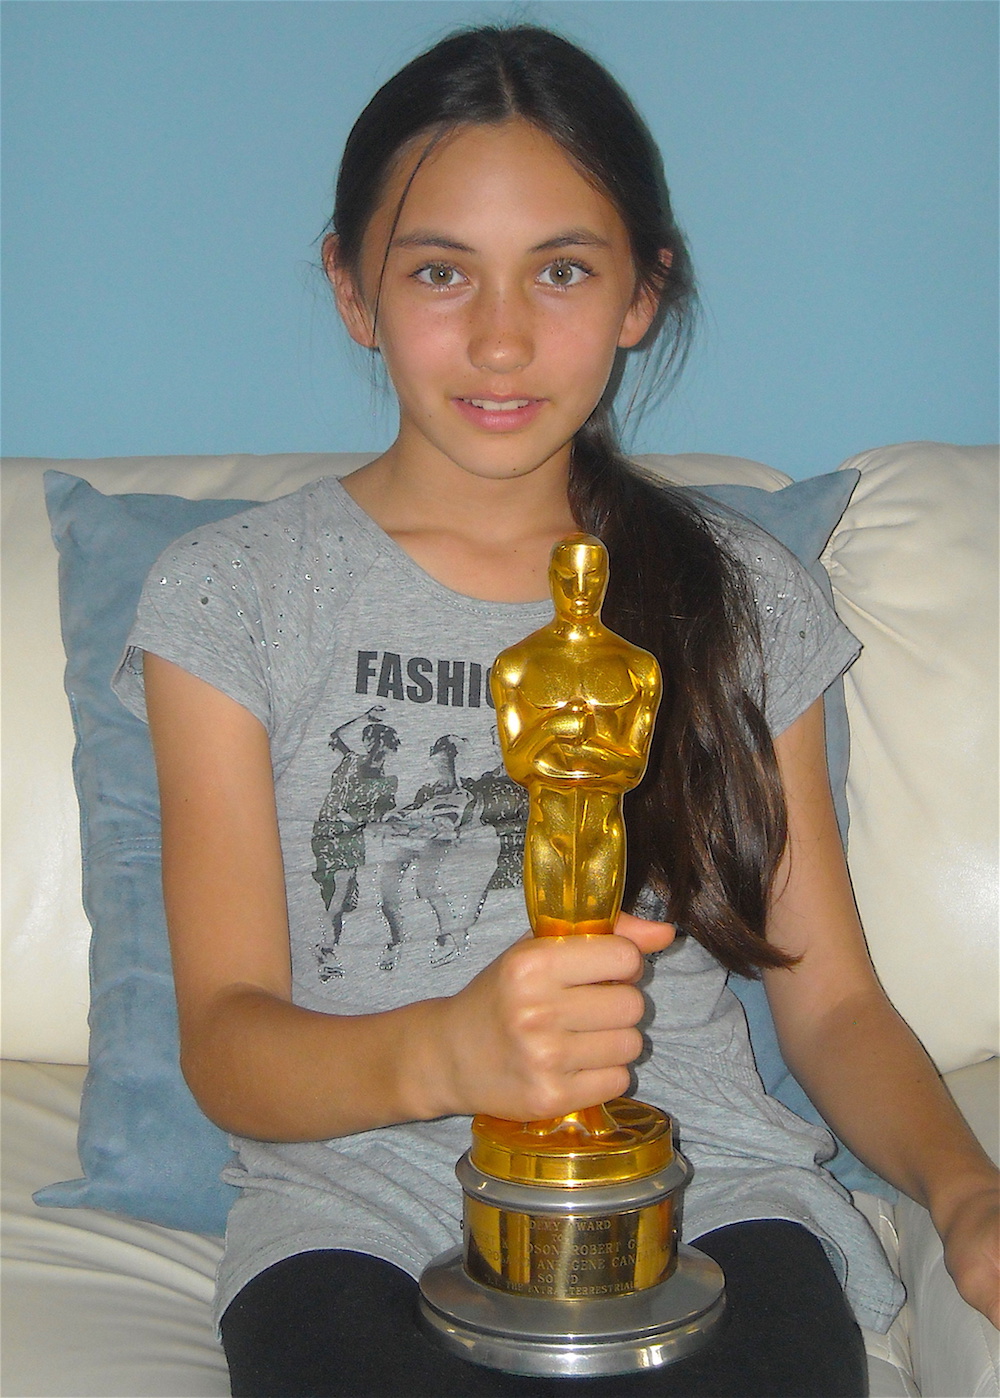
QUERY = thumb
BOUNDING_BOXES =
[615,910,676,955]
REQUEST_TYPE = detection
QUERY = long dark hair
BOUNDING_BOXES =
[331,25,790,975]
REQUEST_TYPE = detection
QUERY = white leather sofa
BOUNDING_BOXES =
[2,443,997,1398]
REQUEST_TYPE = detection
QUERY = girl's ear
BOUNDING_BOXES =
[323,234,378,350]
[617,249,674,349]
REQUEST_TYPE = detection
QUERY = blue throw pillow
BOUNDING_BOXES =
[36,473,258,1233]
[36,464,888,1237]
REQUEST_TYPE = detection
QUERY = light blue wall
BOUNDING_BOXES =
[3,1,997,477]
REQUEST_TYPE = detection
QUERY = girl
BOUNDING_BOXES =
[114,25,998,1398]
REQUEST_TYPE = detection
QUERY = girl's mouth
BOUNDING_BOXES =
[453,397,543,431]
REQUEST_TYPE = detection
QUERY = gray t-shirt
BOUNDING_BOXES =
[114,476,904,1332]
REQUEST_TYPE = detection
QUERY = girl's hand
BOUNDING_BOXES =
[937,1175,1000,1328]
[431,913,674,1123]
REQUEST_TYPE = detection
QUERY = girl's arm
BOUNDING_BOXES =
[144,653,672,1144]
[764,699,999,1326]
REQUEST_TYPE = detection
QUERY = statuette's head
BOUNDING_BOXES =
[550,535,609,619]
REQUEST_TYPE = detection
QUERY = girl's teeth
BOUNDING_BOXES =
[469,399,530,411]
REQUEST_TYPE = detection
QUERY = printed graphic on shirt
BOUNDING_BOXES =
[354,648,496,708]
[310,665,528,985]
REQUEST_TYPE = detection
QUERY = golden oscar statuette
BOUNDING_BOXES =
[418,535,726,1377]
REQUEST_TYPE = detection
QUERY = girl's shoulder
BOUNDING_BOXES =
[686,494,860,735]
[139,476,390,619]
[151,476,364,571]
[684,493,832,629]
[116,479,381,731]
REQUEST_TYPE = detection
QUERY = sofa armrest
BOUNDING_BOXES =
[897,1058,999,1398]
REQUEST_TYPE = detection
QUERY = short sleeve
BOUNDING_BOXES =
[718,517,860,737]
[112,518,274,730]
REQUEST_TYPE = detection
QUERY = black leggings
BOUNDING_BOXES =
[221,1221,868,1397]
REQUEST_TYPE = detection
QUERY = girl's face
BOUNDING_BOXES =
[331,119,659,487]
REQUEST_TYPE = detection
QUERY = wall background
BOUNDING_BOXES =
[3,0,997,478]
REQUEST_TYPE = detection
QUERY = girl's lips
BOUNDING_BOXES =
[452,397,544,432]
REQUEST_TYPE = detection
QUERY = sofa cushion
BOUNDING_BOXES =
[827,443,999,1074]
[32,458,875,1234]
[1,1061,227,1398]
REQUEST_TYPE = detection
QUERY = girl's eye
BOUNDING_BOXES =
[538,259,591,289]
[413,263,464,288]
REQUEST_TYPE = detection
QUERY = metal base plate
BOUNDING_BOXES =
[418,1244,726,1378]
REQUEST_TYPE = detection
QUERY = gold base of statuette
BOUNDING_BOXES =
[472,1097,673,1188]
[418,1099,725,1376]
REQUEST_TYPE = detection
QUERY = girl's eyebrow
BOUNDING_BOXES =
[392,232,474,253]
[534,230,612,253]
[390,228,612,254]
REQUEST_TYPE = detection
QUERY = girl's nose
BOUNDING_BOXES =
[467,289,534,373]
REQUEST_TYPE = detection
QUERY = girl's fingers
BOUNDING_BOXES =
[565,1026,645,1072]
[562,983,646,1033]
[615,910,676,955]
[565,1066,635,1108]
[511,921,669,994]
